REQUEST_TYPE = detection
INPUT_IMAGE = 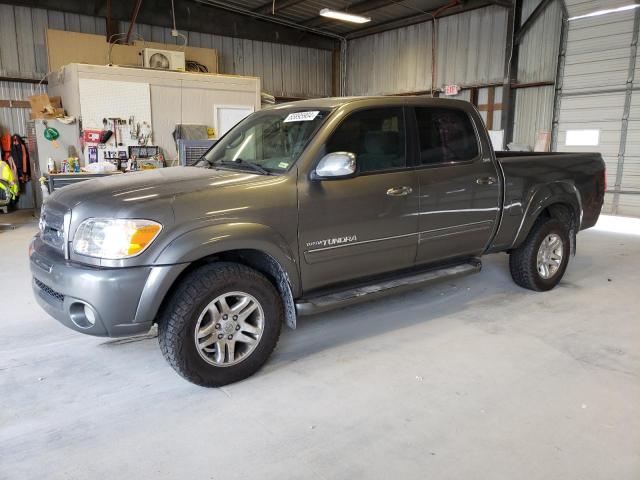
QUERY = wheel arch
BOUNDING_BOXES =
[512,182,582,250]
[148,223,300,329]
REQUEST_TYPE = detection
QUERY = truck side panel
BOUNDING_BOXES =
[489,152,605,252]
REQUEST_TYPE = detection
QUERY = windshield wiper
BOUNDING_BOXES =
[215,159,271,175]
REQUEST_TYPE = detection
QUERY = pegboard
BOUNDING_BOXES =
[78,78,151,131]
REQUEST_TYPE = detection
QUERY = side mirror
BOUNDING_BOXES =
[312,152,356,180]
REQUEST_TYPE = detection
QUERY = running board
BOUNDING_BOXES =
[296,259,482,316]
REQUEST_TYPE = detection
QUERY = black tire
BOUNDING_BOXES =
[509,217,571,292]
[158,262,283,387]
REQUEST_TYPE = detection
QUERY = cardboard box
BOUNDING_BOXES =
[28,94,63,119]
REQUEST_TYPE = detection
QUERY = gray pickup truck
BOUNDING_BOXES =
[30,97,605,386]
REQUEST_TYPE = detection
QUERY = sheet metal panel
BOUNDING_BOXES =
[347,21,434,95]
[513,86,555,149]
[557,8,639,215]
[1,5,331,145]
[0,4,108,78]
[346,6,507,96]
[0,4,331,96]
[562,11,634,93]
[0,81,46,136]
[436,6,508,87]
[0,5,108,138]
[557,92,625,197]
[123,21,332,98]
[518,0,563,83]
[623,64,640,193]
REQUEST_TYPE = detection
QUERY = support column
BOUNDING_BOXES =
[501,0,522,149]
[613,8,640,213]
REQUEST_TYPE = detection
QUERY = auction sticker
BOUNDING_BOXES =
[284,111,320,122]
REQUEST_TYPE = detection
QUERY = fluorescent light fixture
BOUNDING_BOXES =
[565,129,600,146]
[569,3,640,21]
[319,8,371,24]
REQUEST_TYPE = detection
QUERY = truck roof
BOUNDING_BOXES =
[270,96,472,110]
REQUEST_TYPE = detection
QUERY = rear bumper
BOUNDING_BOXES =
[30,236,174,337]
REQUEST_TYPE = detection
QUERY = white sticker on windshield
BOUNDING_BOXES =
[283,111,320,123]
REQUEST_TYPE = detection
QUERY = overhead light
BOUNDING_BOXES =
[569,3,640,21]
[319,8,371,24]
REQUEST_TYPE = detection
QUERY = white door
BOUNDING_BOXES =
[215,106,255,138]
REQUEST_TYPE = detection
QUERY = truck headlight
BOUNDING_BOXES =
[73,218,162,259]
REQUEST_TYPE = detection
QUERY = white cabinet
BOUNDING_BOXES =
[48,63,261,160]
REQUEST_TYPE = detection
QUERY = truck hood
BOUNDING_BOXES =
[51,166,266,209]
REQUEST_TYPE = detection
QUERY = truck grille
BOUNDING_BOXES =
[34,278,65,303]
[39,204,67,252]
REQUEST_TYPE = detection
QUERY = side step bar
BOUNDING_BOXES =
[296,259,482,316]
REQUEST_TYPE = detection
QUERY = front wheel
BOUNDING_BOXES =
[158,262,283,387]
[509,217,571,291]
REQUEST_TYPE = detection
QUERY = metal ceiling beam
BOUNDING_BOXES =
[253,0,308,15]
[514,0,554,44]
[345,0,512,39]
[195,0,344,40]
[124,0,143,44]
[0,0,339,49]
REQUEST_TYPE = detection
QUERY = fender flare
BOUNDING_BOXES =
[153,222,301,295]
[512,181,582,249]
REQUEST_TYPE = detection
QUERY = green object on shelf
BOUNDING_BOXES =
[43,123,59,141]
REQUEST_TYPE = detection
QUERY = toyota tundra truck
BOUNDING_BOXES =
[30,97,606,386]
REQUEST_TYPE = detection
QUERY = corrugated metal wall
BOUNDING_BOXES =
[512,0,563,148]
[556,6,640,216]
[0,4,332,137]
[122,21,332,99]
[346,1,562,151]
[0,5,107,79]
[0,4,107,136]
[346,22,434,96]
[346,6,508,96]
[0,81,46,137]
[436,6,508,88]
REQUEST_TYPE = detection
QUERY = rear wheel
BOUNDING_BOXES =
[158,262,283,387]
[509,218,571,291]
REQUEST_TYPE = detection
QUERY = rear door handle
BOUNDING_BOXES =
[476,176,497,185]
[386,186,413,196]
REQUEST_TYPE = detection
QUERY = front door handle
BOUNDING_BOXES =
[476,176,497,185]
[386,186,413,196]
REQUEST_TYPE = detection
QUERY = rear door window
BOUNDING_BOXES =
[326,108,406,173]
[414,107,479,165]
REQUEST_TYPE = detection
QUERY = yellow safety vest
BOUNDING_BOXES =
[0,159,18,201]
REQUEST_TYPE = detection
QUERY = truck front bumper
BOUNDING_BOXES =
[29,236,182,338]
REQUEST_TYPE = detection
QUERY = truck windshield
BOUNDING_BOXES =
[200,108,330,174]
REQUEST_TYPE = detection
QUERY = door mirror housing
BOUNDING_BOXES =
[312,152,356,180]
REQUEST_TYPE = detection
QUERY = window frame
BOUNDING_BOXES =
[320,105,412,177]
[408,105,483,170]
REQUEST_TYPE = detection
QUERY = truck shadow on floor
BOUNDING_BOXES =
[267,229,632,371]
[267,253,529,367]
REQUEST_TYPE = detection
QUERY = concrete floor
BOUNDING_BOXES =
[1,211,639,480]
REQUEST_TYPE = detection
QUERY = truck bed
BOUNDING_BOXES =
[489,151,606,252]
